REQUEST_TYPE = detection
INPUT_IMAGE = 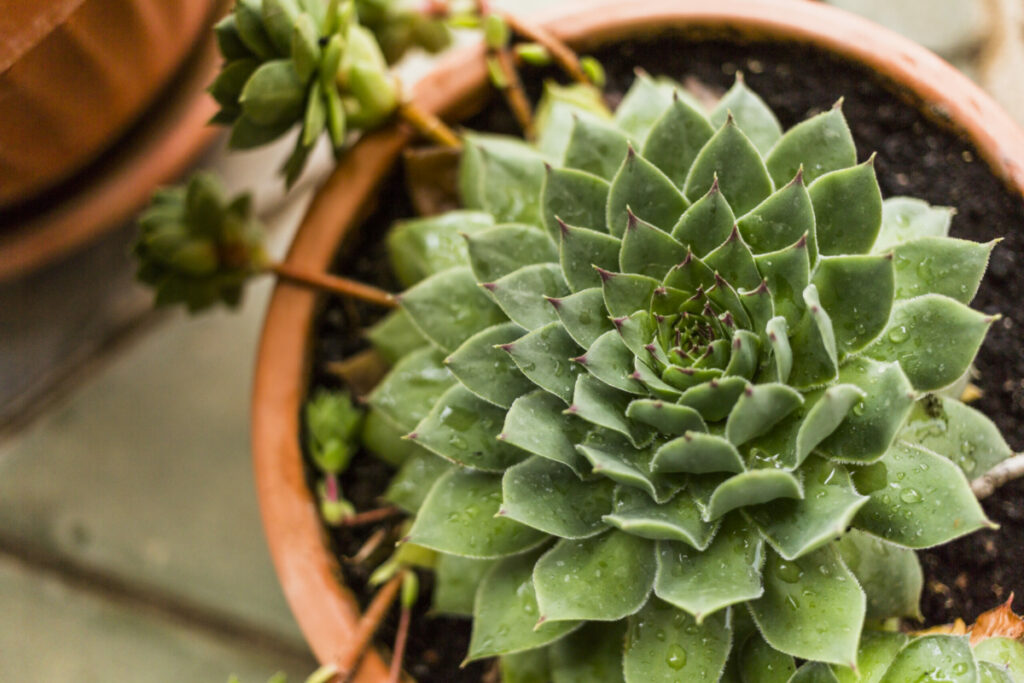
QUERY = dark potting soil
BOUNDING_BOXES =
[308,34,1024,681]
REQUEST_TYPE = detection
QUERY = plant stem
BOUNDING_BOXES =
[340,505,405,527]
[267,262,396,308]
[498,11,590,84]
[388,600,412,683]
[337,572,404,682]
[397,102,462,148]
[348,527,389,565]
[972,453,1024,500]
[490,47,535,138]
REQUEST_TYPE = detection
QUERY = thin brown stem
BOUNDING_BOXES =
[337,572,405,682]
[491,47,535,138]
[267,262,396,308]
[388,601,412,683]
[339,505,405,528]
[972,453,1024,500]
[348,527,389,565]
[498,11,589,84]
[397,102,462,149]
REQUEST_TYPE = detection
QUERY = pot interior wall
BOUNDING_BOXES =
[307,34,1024,682]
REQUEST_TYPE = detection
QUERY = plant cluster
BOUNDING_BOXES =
[133,172,266,311]
[357,73,1015,680]
[208,0,453,184]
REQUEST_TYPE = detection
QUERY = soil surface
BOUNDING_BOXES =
[309,35,1024,680]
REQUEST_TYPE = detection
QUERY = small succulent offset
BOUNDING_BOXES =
[361,74,1016,680]
[305,389,365,523]
[133,172,266,312]
[209,0,446,184]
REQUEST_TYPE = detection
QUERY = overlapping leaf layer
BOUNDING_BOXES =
[363,75,1011,681]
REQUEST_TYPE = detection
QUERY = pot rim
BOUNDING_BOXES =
[251,1,1024,678]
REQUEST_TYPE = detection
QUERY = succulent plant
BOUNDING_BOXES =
[209,0,422,184]
[306,389,364,523]
[133,172,266,312]
[359,73,1015,680]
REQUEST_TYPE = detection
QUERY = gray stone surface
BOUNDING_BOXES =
[0,276,307,652]
[0,554,312,682]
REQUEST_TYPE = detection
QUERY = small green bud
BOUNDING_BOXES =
[580,55,606,88]
[401,570,419,609]
[170,240,219,276]
[483,13,509,50]
[515,42,551,66]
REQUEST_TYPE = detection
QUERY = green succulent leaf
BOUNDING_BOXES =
[626,400,707,435]
[671,182,737,257]
[790,662,841,683]
[817,358,914,463]
[549,287,615,347]
[240,60,305,127]
[747,457,867,561]
[549,621,627,683]
[466,223,558,283]
[501,456,614,539]
[388,211,495,287]
[707,469,804,521]
[654,515,764,619]
[468,549,581,660]
[407,469,546,558]
[974,638,1024,680]
[365,309,425,363]
[832,630,908,683]
[643,94,716,187]
[873,196,954,252]
[685,117,774,216]
[383,451,453,512]
[705,228,763,291]
[534,531,656,622]
[624,599,732,682]
[678,377,749,422]
[607,148,689,237]
[711,73,783,155]
[604,486,718,547]
[502,390,590,476]
[835,528,923,621]
[501,649,551,683]
[613,72,678,143]
[571,374,655,448]
[811,254,894,355]
[410,384,527,471]
[400,266,507,352]
[653,432,745,475]
[564,112,632,181]
[559,224,621,292]
[214,14,253,61]
[619,214,688,279]
[788,284,840,388]
[809,160,883,257]
[432,553,495,616]
[878,636,977,683]
[581,330,647,395]
[737,632,797,683]
[865,294,994,391]
[464,135,547,225]
[601,271,660,318]
[487,263,570,330]
[542,166,611,240]
[738,174,814,255]
[503,321,584,403]
[749,545,865,667]
[899,394,1013,478]
[234,0,276,59]
[765,106,856,186]
[852,440,991,548]
[366,347,452,431]
[445,322,532,409]
[535,82,613,160]
[891,236,995,304]
[726,383,804,446]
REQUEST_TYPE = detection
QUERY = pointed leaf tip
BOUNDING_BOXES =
[594,266,615,281]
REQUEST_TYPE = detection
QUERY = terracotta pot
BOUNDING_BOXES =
[0,0,218,208]
[251,1,1024,679]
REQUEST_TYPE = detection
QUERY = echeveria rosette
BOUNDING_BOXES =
[210,0,414,185]
[133,172,266,312]
[363,75,1012,680]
